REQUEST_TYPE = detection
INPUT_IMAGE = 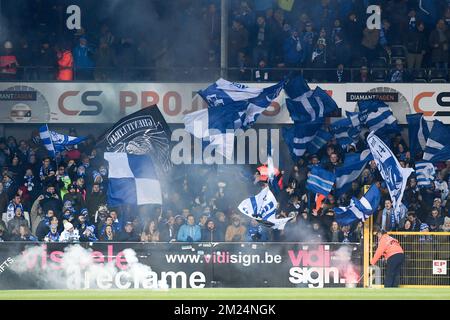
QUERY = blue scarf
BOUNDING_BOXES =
[390,209,396,230]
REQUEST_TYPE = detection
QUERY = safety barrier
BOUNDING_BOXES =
[364,218,450,288]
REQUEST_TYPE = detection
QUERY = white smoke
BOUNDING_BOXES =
[332,245,361,287]
[11,244,167,290]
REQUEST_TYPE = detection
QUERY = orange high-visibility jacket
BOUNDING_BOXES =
[57,50,73,81]
[370,234,404,265]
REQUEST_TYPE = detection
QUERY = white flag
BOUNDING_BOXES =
[238,187,292,230]
[367,132,413,212]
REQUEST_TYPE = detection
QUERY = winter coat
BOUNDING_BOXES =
[406,29,427,54]
[116,230,140,242]
[429,29,450,63]
[40,193,62,218]
[225,224,247,242]
[73,45,95,69]
[177,224,201,242]
[371,234,404,265]
[201,227,224,242]
[86,191,106,221]
[283,36,304,65]
[57,50,73,81]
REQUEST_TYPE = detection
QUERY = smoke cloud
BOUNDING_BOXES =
[11,244,168,290]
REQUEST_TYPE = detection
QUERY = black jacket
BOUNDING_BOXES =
[201,228,224,242]
[159,224,177,242]
[86,191,106,220]
[116,230,140,242]
[40,193,62,217]
[406,29,427,54]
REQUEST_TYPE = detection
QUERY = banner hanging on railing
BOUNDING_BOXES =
[0,82,449,124]
[0,242,362,289]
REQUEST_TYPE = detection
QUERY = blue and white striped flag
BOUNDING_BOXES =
[423,120,450,162]
[282,121,323,160]
[335,149,373,197]
[415,161,435,188]
[184,78,284,159]
[306,166,336,196]
[238,187,292,230]
[284,75,338,123]
[104,152,162,206]
[307,129,333,154]
[406,113,435,156]
[367,132,413,212]
[331,111,361,148]
[358,99,400,137]
[334,184,381,225]
[39,125,86,157]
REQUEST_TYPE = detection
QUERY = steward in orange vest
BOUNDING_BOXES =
[57,45,74,81]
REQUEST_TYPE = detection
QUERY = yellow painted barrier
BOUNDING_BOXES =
[366,230,450,287]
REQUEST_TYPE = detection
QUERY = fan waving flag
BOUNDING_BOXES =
[97,106,172,173]
[335,149,373,197]
[282,121,323,160]
[104,152,162,206]
[184,78,284,159]
[406,113,435,156]
[367,132,413,212]
[306,166,336,196]
[39,124,86,157]
[331,112,361,148]
[284,75,338,123]
[423,120,450,162]
[334,184,381,225]
[238,186,292,230]
[307,129,333,154]
[415,161,435,188]
[358,99,400,137]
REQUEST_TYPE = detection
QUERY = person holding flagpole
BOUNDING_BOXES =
[370,226,405,288]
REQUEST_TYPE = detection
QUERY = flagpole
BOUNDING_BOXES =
[220,0,229,79]
[46,124,60,164]
[46,124,55,153]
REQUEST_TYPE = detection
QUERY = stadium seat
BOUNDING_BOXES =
[412,69,427,82]
[371,68,387,82]
[429,69,447,82]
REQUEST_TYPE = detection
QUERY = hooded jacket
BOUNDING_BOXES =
[371,234,404,265]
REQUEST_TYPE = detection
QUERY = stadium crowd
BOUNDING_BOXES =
[0,124,448,244]
[1,0,450,82]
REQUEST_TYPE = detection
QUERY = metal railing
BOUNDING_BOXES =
[1,66,449,83]
[369,231,450,288]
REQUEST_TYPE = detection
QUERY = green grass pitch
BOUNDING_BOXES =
[0,288,449,300]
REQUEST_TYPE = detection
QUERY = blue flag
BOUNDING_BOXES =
[367,132,413,212]
[284,75,338,123]
[104,152,162,206]
[307,129,333,154]
[406,113,435,156]
[335,149,373,197]
[282,121,323,160]
[39,125,86,157]
[331,111,361,148]
[415,161,435,188]
[358,99,400,137]
[306,166,336,196]
[184,78,284,159]
[334,184,381,225]
[423,120,450,162]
